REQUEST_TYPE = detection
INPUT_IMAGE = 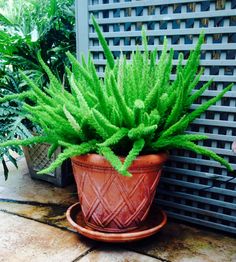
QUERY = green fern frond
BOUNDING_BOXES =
[0,91,33,104]
[152,134,209,149]
[162,83,233,138]
[110,73,134,127]
[87,56,109,114]
[164,73,184,129]
[47,143,58,159]
[134,99,145,125]
[69,76,90,114]
[92,108,119,137]
[187,67,205,95]
[63,105,85,140]
[120,138,145,172]
[99,146,131,177]
[188,142,233,171]
[66,51,96,91]
[37,51,62,91]
[128,124,157,140]
[98,128,128,147]
[0,136,50,148]
[38,141,97,174]
[184,83,233,126]
[91,14,115,69]
[149,109,160,126]
[186,79,213,108]
[20,71,54,106]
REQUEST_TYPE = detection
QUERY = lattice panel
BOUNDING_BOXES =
[76,0,236,233]
[25,144,73,187]
[27,144,55,176]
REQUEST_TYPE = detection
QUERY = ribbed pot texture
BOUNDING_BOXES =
[71,152,168,233]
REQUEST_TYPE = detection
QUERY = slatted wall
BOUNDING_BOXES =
[75,0,236,234]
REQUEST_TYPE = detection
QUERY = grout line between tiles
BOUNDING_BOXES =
[0,209,76,233]
[124,248,172,262]
[72,247,97,261]
[0,198,70,208]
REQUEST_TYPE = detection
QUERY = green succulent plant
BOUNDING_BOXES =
[0,16,233,177]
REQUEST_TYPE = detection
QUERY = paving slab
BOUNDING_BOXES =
[78,247,160,262]
[0,201,72,230]
[0,211,92,262]
[0,158,77,205]
[125,221,236,262]
[1,158,236,262]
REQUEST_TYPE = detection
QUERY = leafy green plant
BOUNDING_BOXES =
[0,66,35,179]
[0,100,33,179]
[0,0,75,85]
[0,16,233,177]
[0,0,75,178]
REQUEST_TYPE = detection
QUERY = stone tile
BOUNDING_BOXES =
[0,211,92,262]
[79,247,160,262]
[0,158,77,205]
[0,201,72,230]
[126,221,236,262]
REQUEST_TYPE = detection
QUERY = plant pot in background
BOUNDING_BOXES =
[71,152,168,233]
[23,144,73,187]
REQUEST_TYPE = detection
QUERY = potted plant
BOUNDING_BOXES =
[0,16,233,233]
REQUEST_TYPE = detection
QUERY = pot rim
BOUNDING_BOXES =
[71,151,168,169]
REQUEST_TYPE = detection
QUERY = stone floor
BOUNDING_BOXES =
[0,158,235,262]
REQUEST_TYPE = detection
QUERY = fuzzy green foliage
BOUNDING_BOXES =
[0,16,234,176]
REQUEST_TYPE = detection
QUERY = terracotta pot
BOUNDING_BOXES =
[71,152,168,233]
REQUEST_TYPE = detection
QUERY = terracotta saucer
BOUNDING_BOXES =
[66,202,167,243]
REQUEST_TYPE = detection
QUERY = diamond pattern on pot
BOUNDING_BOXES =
[76,168,161,230]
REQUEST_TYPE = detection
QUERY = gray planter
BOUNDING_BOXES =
[23,144,73,187]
